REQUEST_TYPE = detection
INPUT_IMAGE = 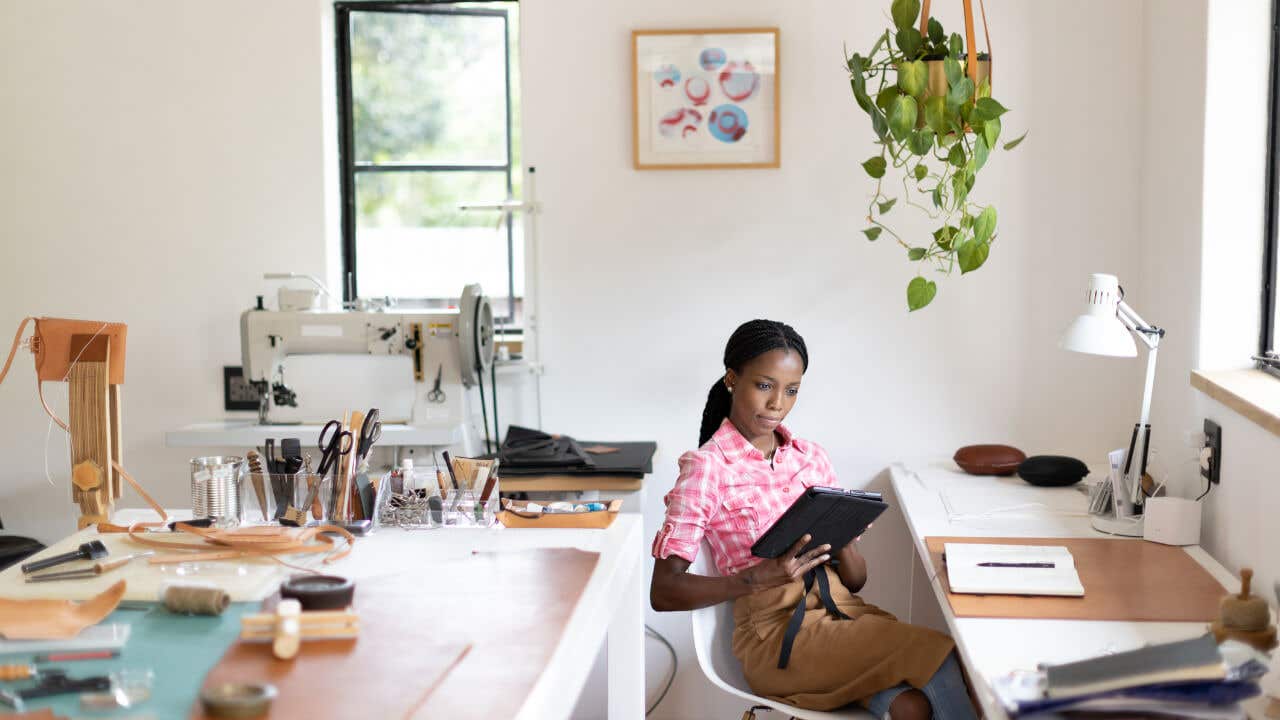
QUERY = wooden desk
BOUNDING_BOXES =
[889,461,1266,719]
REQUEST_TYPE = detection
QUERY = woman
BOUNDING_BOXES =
[650,320,978,720]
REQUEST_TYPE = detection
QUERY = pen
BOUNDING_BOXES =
[977,562,1056,568]
[441,451,461,490]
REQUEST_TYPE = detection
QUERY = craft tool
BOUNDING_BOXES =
[25,552,154,582]
[22,540,109,575]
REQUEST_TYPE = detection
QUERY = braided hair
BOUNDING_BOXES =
[698,320,809,446]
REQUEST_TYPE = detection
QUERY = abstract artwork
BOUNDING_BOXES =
[632,28,779,169]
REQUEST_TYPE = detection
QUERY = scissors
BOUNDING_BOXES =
[427,365,446,404]
[356,408,382,461]
[316,420,353,480]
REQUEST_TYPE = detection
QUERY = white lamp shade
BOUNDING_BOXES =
[1059,273,1137,357]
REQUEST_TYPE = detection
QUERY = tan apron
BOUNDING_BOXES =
[732,566,955,711]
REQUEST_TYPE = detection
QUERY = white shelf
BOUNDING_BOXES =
[165,420,464,448]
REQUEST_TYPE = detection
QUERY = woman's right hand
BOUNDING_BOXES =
[739,534,831,591]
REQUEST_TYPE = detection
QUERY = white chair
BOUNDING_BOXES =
[689,545,874,719]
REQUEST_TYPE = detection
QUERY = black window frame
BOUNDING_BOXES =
[1261,0,1280,376]
[334,0,519,325]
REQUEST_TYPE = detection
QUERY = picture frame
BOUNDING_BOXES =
[632,28,780,170]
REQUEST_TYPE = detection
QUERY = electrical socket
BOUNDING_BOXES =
[1201,419,1222,485]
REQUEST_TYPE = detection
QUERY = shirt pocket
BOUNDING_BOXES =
[720,487,761,536]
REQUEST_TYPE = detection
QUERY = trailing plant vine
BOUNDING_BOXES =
[848,0,1025,311]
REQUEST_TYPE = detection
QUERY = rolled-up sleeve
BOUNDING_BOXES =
[652,450,720,565]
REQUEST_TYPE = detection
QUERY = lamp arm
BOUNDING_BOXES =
[1117,300,1163,350]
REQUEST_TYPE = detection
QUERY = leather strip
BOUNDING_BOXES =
[776,567,854,669]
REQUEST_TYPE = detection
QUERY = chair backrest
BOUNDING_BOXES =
[689,543,753,693]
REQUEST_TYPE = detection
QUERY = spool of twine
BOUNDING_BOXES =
[163,583,231,616]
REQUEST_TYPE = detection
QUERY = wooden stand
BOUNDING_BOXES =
[67,334,122,529]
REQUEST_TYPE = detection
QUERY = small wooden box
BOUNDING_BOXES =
[499,499,622,529]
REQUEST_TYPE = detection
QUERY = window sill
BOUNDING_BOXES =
[1190,368,1280,438]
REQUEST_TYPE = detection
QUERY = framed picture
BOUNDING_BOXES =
[632,28,780,170]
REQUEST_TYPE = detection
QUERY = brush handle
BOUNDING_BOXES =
[21,548,87,574]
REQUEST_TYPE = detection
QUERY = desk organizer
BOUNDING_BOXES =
[373,473,500,530]
[498,499,622,529]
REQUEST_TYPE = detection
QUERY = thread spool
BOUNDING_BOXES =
[161,582,230,616]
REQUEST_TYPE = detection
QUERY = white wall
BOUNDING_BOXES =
[522,1,1146,716]
[1140,0,1280,609]
[0,1,1156,718]
[0,0,334,534]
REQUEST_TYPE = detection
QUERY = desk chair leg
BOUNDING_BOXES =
[741,705,770,720]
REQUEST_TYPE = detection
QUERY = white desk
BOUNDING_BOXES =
[19,509,645,719]
[890,461,1267,719]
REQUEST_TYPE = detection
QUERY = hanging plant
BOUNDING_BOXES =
[848,0,1025,311]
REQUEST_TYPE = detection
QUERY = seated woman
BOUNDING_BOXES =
[649,320,979,720]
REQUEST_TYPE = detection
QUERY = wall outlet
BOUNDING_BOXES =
[1201,419,1222,485]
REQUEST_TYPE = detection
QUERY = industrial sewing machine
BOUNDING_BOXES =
[239,281,494,455]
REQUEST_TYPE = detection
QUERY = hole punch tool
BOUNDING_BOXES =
[26,551,154,583]
[21,540,109,575]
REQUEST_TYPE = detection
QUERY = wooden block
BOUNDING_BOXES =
[72,461,103,492]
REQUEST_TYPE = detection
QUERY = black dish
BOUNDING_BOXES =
[1017,455,1089,487]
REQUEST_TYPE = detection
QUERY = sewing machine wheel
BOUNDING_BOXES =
[459,284,494,387]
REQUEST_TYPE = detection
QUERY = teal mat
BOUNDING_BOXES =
[5,604,251,718]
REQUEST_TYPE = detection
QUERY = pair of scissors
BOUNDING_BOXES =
[357,408,382,462]
[316,420,353,480]
[427,365,446,404]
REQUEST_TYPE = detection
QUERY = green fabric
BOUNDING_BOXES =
[9,603,251,718]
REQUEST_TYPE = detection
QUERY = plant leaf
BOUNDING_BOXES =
[889,95,918,141]
[946,77,974,109]
[898,60,927,97]
[878,198,898,214]
[927,17,945,44]
[957,239,990,274]
[907,276,937,311]
[1003,131,1028,150]
[862,156,887,179]
[863,226,883,242]
[913,164,928,181]
[891,0,921,30]
[931,184,942,208]
[947,143,965,168]
[974,97,1008,120]
[976,76,991,99]
[870,107,889,140]
[876,86,901,114]
[973,205,997,244]
[933,224,960,250]
[907,129,934,155]
[944,56,962,87]
[895,27,923,58]
[983,115,1001,148]
[908,247,928,261]
[948,32,964,58]
[924,95,948,135]
[973,134,990,170]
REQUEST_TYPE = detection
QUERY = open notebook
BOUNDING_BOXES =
[944,543,1085,597]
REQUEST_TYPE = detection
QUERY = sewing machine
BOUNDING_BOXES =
[239,283,494,454]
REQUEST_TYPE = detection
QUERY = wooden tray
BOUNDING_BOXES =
[499,499,622,529]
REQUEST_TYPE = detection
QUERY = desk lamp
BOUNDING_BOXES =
[1059,273,1164,537]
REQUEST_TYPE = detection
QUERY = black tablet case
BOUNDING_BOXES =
[751,486,889,559]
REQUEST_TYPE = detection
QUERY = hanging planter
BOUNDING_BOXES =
[848,0,1025,311]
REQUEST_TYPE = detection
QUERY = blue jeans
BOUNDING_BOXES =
[863,652,977,720]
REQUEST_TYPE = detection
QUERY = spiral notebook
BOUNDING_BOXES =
[944,542,1085,597]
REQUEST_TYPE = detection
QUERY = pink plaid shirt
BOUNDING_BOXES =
[652,418,838,576]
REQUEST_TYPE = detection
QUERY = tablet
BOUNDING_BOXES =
[750,486,889,559]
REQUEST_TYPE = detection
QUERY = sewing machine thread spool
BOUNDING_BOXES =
[190,456,245,528]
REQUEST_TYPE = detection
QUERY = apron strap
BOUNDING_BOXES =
[776,567,853,669]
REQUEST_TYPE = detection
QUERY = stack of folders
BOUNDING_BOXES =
[993,635,1269,718]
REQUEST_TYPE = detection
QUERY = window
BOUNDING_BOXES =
[1262,0,1280,374]
[336,1,523,325]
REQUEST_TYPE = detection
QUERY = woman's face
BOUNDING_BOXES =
[725,348,804,439]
